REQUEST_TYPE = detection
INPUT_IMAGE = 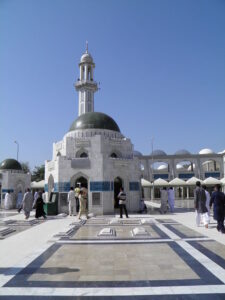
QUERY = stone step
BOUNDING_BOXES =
[132,227,150,236]
[98,227,116,236]
[0,227,16,236]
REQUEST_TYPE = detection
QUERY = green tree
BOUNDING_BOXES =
[21,161,30,173]
[32,165,45,181]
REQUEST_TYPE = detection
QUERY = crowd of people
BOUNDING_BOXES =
[159,181,225,234]
[195,181,225,233]
[4,182,225,232]
[4,188,46,220]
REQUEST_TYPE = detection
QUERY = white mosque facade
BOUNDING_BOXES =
[44,47,141,215]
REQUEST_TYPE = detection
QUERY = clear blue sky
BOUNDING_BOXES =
[1,0,225,170]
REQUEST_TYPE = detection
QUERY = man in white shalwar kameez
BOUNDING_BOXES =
[203,185,210,219]
[4,191,12,210]
[67,187,76,216]
[160,187,168,214]
[22,189,33,219]
[168,187,175,213]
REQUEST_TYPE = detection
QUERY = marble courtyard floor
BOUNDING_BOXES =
[1,209,225,299]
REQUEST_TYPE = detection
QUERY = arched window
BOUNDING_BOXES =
[110,153,118,158]
[80,152,88,158]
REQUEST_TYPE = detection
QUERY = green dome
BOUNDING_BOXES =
[0,159,22,170]
[69,112,121,132]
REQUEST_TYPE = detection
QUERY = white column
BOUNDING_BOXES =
[187,187,189,199]
[84,65,88,80]
[80,66,83,80]
[151,187,154,200]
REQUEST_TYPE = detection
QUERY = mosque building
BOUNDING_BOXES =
[44,45,141,215]
[44,45,225,214]
[0,159,30,208]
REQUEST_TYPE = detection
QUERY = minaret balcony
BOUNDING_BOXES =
[75,79,98,91]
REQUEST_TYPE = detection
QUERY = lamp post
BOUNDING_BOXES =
[151,138,154,200]
[14,141,19,161]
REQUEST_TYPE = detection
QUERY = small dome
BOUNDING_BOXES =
[199,148,214,155]
[157,164,168,170]
[151,149,167,156]
[80,52,93,64]
[0,158,22,170]
[176,163,184,170]
[175,149,191,155]
[218,150,225,154]
[133,150,142,157]
[69,112,120,132]
[187,163,195,171]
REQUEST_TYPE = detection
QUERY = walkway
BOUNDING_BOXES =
[0,209,225,299]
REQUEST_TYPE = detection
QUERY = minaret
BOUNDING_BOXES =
[75,42,98,116]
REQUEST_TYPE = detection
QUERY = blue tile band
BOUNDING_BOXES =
[90,181,111,191]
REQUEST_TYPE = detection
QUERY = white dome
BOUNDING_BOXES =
[199,148,214,155]
[218,150,225,154]
[157,164,168,170]
[80,52,93,63]
[176,163,184,170]
[187,163,195,171]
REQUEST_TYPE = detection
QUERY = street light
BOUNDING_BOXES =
[14,141,19,161]
[151,137,154,200]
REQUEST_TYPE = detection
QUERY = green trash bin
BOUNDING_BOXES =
[44,192,58,215]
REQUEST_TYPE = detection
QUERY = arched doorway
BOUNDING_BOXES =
[114,177,123,208]
[74,176,88,210]
[74,176,88,189]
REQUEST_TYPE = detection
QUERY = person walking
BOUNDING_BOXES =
[168,187,175,213]
[4,191,12,210]
[202,185,210,219]
[160,187,168,214]
[16,191,23,209]
[77,189,88,219]
[210,184,225,233]
[42,190,46,203]
[22,188,33,219]
[118,187,129,218]
[67,187,76,216]
[75,185,80,213]
[35,192,47,219]
[194,181,209,228]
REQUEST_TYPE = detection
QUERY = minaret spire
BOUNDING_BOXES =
[86,40,88,53]
[74,44,98,116]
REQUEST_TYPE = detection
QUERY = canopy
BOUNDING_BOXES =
[220,178,225,186]
[31,180,45,189]
[186,177,203,186]
[141,178,152,187]
[203,177,221,185]
[153,178,169,186]
[169,177,186,186]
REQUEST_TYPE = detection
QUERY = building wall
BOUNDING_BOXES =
[138,154,224,182]
[0,170,31,208]
[45,130,141,214]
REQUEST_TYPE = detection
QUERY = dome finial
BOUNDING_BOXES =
[86,40,88,53]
